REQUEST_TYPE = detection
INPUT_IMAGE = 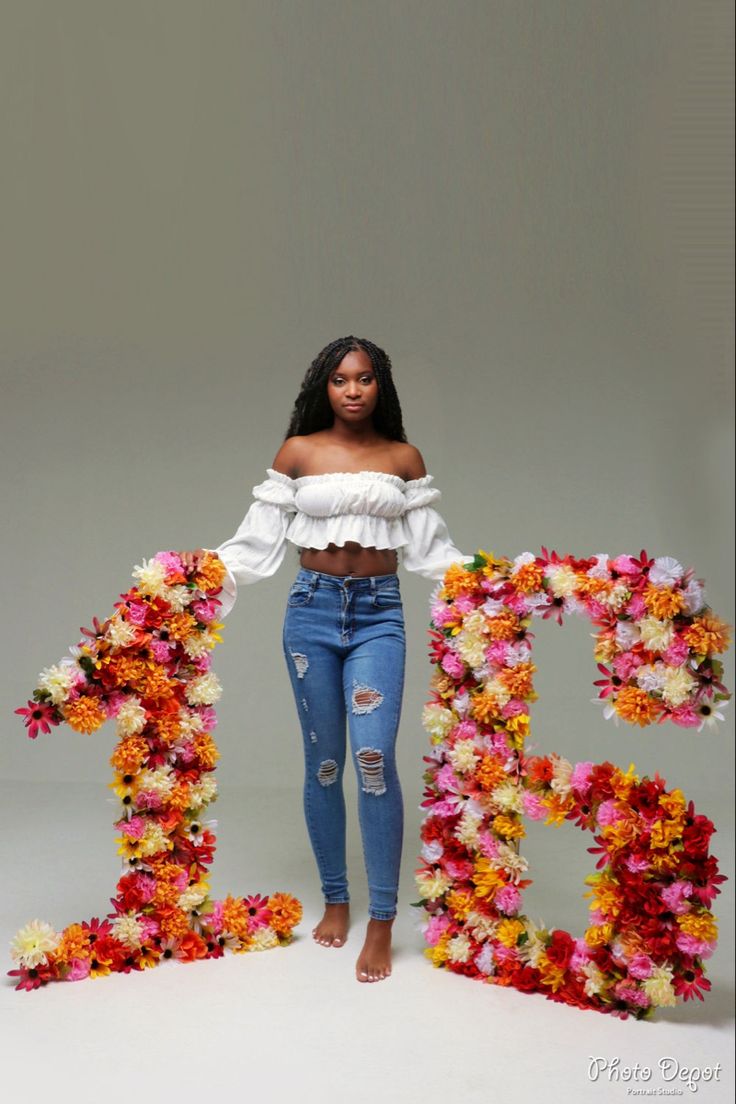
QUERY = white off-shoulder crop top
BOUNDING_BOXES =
[210,468,468,616]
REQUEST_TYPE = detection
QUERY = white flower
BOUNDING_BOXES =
[115,698,147,737]
[492,780,524,813]
[586,554,611,580]
[453,689,470,717]
[140,822,171,856]
[681,579,706,616]
[105,614,137,649]
[162,584,193,612]
[642,965,677,1007]
[474,943,496,975]
[447,739,480,774]
[482,597,506,617]
[37,664,75,706]
[10,919,60,968]
[512,552,537,572]
[485,676,511,706]
[615,621,641,649]
[517,921,549,967]
[466,911,498,940]
[550,755,573,798]
[132,558,168,597]
[661,667,697,707]
[649,557,684,587]
[110,914,144,949]
[422,703,456,741]
[457,632,486,668]
[421,840,444,863]
[635,662,667,693]
[698,697,729,733]
[495,842,529,878]
[178,708,204,737]
[447,934,473,963]
[189,775,218,808]
[185,672,222,706]
[415,869,451,900]
[546,564,578,598]
[178,883,209,911]
[526,593,554,617]
[137,766,175,797]
[581,961,605,997]
[250,928,279,951]
[454,810,482,847]
[598,583,631,612]
[639,616,674,653]
[591,695,617,722]
[183,634,210,659]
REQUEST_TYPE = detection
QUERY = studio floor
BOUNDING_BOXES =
[3,780,733,1104]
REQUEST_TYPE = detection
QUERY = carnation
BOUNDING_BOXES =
[661,667,697,708]
[10,919,60,968]
[642,966,677,1007]
[638,616,674,653]
[105,615,138,649]
[115,698,147,737]
[132,557,168,597]
[110,914,144,949]
[185,672,223,706]
[37,664,75,706]
[649,557,684,587]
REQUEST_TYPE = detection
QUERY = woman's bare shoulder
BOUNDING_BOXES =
[392,441,427,481]
[271,435,311,478]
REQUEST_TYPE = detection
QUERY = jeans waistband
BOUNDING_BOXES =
[294,568,399,590]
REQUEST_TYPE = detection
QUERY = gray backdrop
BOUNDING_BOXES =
[2,0,733,988]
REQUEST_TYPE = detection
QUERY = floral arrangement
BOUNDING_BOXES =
[12,551,301,990]
[416,549,730,1019]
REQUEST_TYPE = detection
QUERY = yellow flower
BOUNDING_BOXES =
[584,923,614,948]
[677,911,718,942]
[682,614,731,656]
[538,957,566,992]
[471,858,505,899]
[446,890,474,921]
[426,930,451,967]
[496,918,524,948]
[491,814,525,841]
[642,584,685,620]
[10,919,60,968]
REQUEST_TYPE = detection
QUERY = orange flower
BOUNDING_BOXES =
[512,562,544,594]
[485,611,520,642]
[110,736,148,774]
[267,892,303,935]
[472,858,505,899]
[167,612,198,643]
[158,907,190,941]
[538,957,566,992]
[431,670,457,699]
[492,814,525,840]
[153,883,181,910]
[138,668,177,701]
[471,691,502,724]
[222,895,251,940]
[195,553,226,593]
[476,754,507,791]
[64,695,107,735]
[440,564,480,600]
[642,584,685,620]
[593,634,618,663]
[613,686,660,726]
[498,661,536,698]
[446,890,474,920]
[177,931,208,962]
[193,733,220,769]
[682,614,731,656]
[56,924,90,962]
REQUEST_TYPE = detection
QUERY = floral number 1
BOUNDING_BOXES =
[417,550,730,1019]
[12,551,301,990]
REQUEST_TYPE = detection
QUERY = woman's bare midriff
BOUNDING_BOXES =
[299,541,398,577]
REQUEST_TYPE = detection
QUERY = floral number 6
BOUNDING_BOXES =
[11,551,301,990]
[416,550,730,1019]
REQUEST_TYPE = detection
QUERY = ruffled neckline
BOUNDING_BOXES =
[266,467,433,489]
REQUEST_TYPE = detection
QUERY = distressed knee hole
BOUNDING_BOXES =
[352,682,384,715]
[290,651,309,679]
[357,747,386,796]
[317,759,338,786]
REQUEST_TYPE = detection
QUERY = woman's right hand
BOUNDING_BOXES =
[178,548,207,573]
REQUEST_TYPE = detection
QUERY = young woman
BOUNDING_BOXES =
[182,336,467,982]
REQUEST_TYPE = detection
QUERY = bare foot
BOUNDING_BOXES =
[355,917,394,982]
[312,902,350,947]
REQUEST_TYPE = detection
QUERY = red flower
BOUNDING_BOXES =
[673,965,712,1002]
[546,930,575,969]
[15,700,60,740]
[8,961,57,990]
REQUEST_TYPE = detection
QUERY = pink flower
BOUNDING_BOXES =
[505,593,529,616]
[570,761,594,792]
[193,654,212,673]
[454,595,477,615]
[625,593,647,619]
[135,791,164,812]
[596,799,624,827]
[103,691,128,718]
[477,831,500,859]
[495,886,521,914]
[670,704,700,728]
[115,816,146,840]
[676,934,715,958]
[663,636,689,666]
[613,981,649,1007]
[154,551,185,576]
[613,652,643,680]
[522,791,547,820]
[208,901,225,935]
[425,914,450,945]
[139,916,160,940]
[501,699,527,718]
[196,706,218,731]
[441,652,465,679]
[126,601,150,627]
[452,720,477,741]
[586,599,609,622]
[431,603,457,628]
[67,958,91,981]
[192,599,219,623]
[661,881,693,914]
[150,639,173,663]
[627,953,654,979]
[570,940,593,971]
[485,640,510,665]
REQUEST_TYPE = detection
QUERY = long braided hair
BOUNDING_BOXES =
[285,336,407,441]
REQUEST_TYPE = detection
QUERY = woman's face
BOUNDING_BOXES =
[326,349,379,425]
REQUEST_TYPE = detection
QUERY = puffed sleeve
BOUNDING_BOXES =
[207,469,297,616]
[400,476,470,581]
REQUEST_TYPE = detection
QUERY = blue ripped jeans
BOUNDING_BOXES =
[282,569,406,921]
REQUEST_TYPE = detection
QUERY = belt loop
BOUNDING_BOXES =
[370,576,376,597]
